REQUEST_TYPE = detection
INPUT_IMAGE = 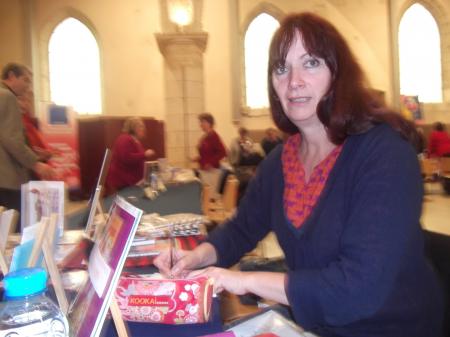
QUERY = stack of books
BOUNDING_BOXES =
[126,213,207,267]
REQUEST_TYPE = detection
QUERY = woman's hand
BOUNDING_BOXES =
[188,267,249,295]
[190,156,200,163]
[33,146,53,162]
[190,268,289,304]
[153,242,218,278]
[153,248,193,278]
[144,149,155,159]
[33,161,57,180]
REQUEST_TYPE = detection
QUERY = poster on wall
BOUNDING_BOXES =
[40,103,81,195]
[400,95,423,122]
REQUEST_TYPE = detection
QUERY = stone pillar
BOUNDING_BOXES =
[155,32,208,168]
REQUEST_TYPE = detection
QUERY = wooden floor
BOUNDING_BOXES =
[422,182,450,236]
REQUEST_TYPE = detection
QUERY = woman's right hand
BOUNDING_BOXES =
[153,242,218,278]
[144,149,155,159]
[189,156,200,163]
[154,248,194,278]
[33,161,57,180]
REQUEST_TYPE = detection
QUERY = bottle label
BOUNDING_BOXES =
[0,316,68,337]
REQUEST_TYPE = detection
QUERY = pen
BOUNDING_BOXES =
[168,226,175,278]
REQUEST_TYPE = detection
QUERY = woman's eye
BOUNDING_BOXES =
[304,58,321,68]
[274,64,288,75]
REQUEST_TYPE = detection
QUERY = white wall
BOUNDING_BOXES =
[1,0,449,146]
[33,0,165,119]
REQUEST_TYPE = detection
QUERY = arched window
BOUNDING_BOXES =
[48,17,102,114]
[244,13,279,109]
[398,3,442,103]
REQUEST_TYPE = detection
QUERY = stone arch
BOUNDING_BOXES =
[239,3,284,116]
[396,1,450,101]
[37,8,102,103]
[241,2,284,35]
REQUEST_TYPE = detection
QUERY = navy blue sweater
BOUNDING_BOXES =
[207,124,443,337]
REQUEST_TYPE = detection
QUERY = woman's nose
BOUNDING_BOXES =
[288,68,305,89]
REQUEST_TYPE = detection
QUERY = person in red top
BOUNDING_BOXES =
[194,113,227,169]
[193,113,227,198]
[106,117,155,193]
[427,122,450,157]
[18,86,54,163]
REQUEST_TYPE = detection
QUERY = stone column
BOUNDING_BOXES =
[155,32,208,168]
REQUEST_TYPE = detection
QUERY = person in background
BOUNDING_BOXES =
[156,12,443,337]
[192,113,227,199]
[427,121,450,157]
[106,117,155,193]
[17,84,53,163]
[261,127,283,155]
[228,127,264,203]
[0,62,55,217]
[229,127,264,167]
[415,126,426,155]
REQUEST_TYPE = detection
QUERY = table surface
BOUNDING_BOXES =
[103,298,224,337]
[67,181,203,230]
[4,181,263,336]
[64,180,229,336]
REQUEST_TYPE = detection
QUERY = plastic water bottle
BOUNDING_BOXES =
[0,267,69,337]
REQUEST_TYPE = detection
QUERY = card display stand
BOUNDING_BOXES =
[27,214,69,314]
[0,250,7,276]
[2,210,130,337]
[86,194,130,337]
[85,148,111,240]
[0,208,19,275]
[85,184,107,241]
[69,196,143,337]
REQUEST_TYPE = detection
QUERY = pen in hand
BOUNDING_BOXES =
[168,226,175,278]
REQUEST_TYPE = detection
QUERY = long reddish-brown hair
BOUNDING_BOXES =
[268,12,419,146]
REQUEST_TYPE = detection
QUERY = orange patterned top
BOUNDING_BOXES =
[282,134,343,228]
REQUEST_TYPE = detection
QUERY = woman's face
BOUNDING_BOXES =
[271,31,332,129]
[200,119,211,133]
[134,122,146,139]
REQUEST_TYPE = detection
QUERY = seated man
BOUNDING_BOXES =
[229,127,264,167]
[229,127,264,203]
[261,127,283,156]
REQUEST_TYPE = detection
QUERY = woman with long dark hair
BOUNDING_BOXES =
[155,13,443,336]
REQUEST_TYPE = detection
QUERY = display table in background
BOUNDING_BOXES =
[77,116,165,199]
[67,181,202,230]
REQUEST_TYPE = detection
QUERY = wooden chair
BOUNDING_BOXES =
[420,158,441,194]
[439,157,450,195]
[420,158,440,181]
[440,157,450,174]
[221,175,239,215]
[203,175,239,224]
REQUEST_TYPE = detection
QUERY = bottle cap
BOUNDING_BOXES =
[3,267,47,298]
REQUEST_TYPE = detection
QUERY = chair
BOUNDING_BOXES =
[221,175,239,214]
[420,158,441,194]
[420,158,440,181]
[440,157,450,174]
[203,175,239,224]
[436,158,450,195]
